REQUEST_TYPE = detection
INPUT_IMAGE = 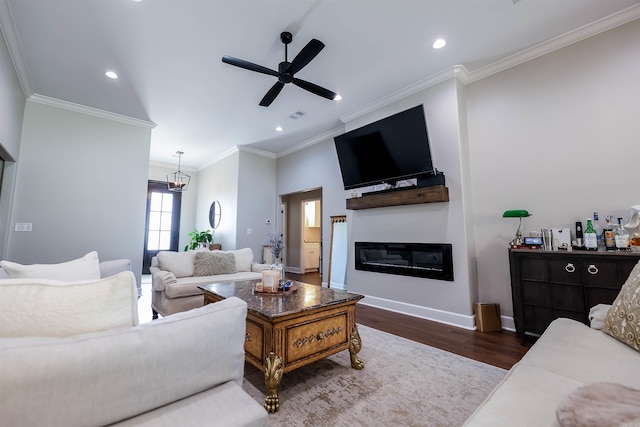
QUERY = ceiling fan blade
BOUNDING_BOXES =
[292,78,337,101]
[259,82,285,107]
[287,39,324,75]
[222,55,278,77]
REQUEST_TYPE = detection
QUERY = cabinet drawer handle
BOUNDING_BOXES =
[587,264,599,275]
[565,263,576,273]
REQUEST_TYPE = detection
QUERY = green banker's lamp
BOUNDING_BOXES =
[503,210,531,246]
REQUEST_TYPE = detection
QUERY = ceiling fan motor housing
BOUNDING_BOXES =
[278,62,293,83]
[280,31,293,45]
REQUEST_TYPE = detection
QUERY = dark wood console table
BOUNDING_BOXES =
[509,248,639,343]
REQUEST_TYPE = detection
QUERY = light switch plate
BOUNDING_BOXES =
[15,223,32,232]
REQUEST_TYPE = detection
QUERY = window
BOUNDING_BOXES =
[147,192,174,250]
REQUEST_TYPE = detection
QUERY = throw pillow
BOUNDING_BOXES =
[0,271,138,337]
[0,251,101,281]
[156,251,195,278]
[193,252,236,276]
[604,260,640,352]
[556,382,640,427]
[231,248,253,272]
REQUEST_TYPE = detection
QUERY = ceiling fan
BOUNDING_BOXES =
[222,31,338,107]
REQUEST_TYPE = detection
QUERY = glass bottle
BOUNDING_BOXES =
[593,212,604,250]
[603,215,616,251]
[584,218,598,251]
[615,217,630,251]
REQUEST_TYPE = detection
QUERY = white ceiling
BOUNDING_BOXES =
[2,0,639,169]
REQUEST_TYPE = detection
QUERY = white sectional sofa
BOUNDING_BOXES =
[150,248,271,318]
[465,260,640,426]
[0,297,268,426]
[0,251,138,295]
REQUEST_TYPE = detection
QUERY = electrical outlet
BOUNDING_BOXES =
[15,223,32,232]
[247,228,253,235]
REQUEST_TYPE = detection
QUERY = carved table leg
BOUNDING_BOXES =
[349,325,365,370]
[263,352,283,413]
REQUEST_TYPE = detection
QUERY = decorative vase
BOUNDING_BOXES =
[270,255,285,284]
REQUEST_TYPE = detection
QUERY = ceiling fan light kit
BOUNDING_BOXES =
[222,31,338,107]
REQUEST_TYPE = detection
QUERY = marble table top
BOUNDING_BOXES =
[198,280,364,320]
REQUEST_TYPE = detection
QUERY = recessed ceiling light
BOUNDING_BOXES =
[433,39,446,49]
[276,126,283,132]
[334,94,342,101]
[105,71,118,79]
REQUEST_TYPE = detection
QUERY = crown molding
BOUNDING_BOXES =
[0,0,33,97]
[277,125,346,158]
[467,4,640,83]
[28,94,156,129]
[339,65,469,124]
[237,145,277,159]
[338,6,639,124]
[149,160,197,173]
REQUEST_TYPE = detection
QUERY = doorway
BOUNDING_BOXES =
[142,180,182,273]
[279,188,322,278]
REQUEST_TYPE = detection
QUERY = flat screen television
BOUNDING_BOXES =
[334,105,434,190]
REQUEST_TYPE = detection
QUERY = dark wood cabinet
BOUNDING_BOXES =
[509,249,639,343]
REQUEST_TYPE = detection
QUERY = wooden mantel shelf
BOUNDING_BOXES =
[346,185,449,210]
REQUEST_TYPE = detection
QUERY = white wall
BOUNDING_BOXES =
[344,80,476,328]
[467,19,640,323]
[7,100,151,281]
[236,149,277,257]
[0,29,25,259]
[277,137,348,282]
[196,151,240,251]
[194,149,276,260]
[0,30,24,161]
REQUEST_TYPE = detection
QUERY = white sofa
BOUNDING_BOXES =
[150,248,271,318]
[0,252,138,296]
[0,296,268,426]
[465,260,640,426]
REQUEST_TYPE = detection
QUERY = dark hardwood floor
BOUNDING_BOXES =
[287,271,531,370]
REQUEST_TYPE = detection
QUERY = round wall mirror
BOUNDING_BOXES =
[209,200,221,229]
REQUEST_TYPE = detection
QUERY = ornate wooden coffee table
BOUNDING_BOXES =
[198,280,365,413]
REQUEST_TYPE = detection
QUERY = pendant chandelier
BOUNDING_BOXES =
[166,151,190,192]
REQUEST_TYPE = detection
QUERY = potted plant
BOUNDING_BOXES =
[184,228,213,251]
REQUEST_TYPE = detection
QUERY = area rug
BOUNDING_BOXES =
[242,324,506,426]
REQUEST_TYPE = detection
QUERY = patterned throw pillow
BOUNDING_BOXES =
[193,252,236,276]
[604,260,640,352]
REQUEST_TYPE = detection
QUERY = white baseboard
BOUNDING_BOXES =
[501,316,515,332]
[284,266,302,274]
[318,289,517,333]
[324,281,345,290]
[358,295,476,330]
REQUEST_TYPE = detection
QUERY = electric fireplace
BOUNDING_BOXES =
[355,242,453,281]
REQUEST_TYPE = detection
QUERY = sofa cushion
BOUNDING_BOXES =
[111,381,268,427]
[193,251,236,276]
[604,259,640,352]
[555,382,640,427]
[0,271,138,337]
[164,272,262,299]
[519,318,640,388]
[0,251,100,281]
[0,298,249,427]
[230,248,253,272]
[464,363,585,426]
[157,251,195,278]
[99,258,132,278]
